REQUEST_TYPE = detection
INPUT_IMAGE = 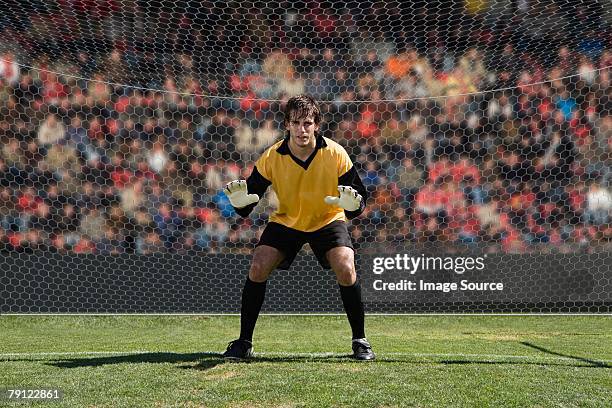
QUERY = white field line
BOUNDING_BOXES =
[0,350,610,363]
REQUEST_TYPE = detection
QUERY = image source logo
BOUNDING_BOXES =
[372,254,486,275]
[367,254,501,296]
[359,253,605,305]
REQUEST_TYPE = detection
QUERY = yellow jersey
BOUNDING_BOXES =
[235,135,367,232]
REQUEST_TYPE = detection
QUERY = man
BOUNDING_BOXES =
[222,94,375,361]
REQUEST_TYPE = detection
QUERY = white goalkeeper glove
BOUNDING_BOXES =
[223,180,260,209]
[324,185,362,212]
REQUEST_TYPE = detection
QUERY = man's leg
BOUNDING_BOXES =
[326,246,365,340]
[224,245,284,360]
[327,246,374,360]
[239,245,284,342]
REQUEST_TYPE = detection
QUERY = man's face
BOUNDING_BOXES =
[286,113,319,149]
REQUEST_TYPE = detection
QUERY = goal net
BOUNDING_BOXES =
[0,0,610,313]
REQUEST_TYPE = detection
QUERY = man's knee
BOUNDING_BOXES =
[335,263,356,286]
[249,261,272,282]
[249,246,283,282]
[328,247,356,286]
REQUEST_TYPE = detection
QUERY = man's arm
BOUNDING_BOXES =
[232,166,272,218]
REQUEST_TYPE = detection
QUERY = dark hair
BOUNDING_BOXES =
[284,94,322,125]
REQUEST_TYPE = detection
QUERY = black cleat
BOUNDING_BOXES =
[352,338,375,361]
[223,339,253,361]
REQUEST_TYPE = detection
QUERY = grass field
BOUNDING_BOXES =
[0,315,611,407]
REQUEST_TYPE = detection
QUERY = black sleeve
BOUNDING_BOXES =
[338,165,368,219]
[234,166,272,218]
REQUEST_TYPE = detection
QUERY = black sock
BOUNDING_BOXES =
[339,280,366,340]
[239,277,267,342]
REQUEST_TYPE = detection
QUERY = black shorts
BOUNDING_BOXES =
[256,220,353,270]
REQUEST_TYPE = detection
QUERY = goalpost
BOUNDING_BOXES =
[0,0,610,313]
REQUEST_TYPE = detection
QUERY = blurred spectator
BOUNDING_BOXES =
[79,206,106,242]
[393,157,423,211]
[54,202,80,236]
[120,180,145,218]
[147,141,169,174]
[153,202,184,249]
[37,113,65,147]
[254,118,282,152]
[234,119,257,159]
[415,180,446,228]
[45,144,80,175]
[0,52,20,86]
[556,88,577,121]
[277,71,305,97]
[380,113,409,145]
[41,72,68,105]
[87,73,111,106]
[585,183,612,226]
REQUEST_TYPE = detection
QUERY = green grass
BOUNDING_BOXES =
[0,315,611,407]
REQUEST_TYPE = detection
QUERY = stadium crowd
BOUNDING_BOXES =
[0,0,610,255]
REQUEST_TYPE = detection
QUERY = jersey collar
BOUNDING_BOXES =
[277,133,327,170]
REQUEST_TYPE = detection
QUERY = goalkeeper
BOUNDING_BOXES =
[221,94,374,361]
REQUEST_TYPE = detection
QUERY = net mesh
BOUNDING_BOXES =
[0,0,610,313]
